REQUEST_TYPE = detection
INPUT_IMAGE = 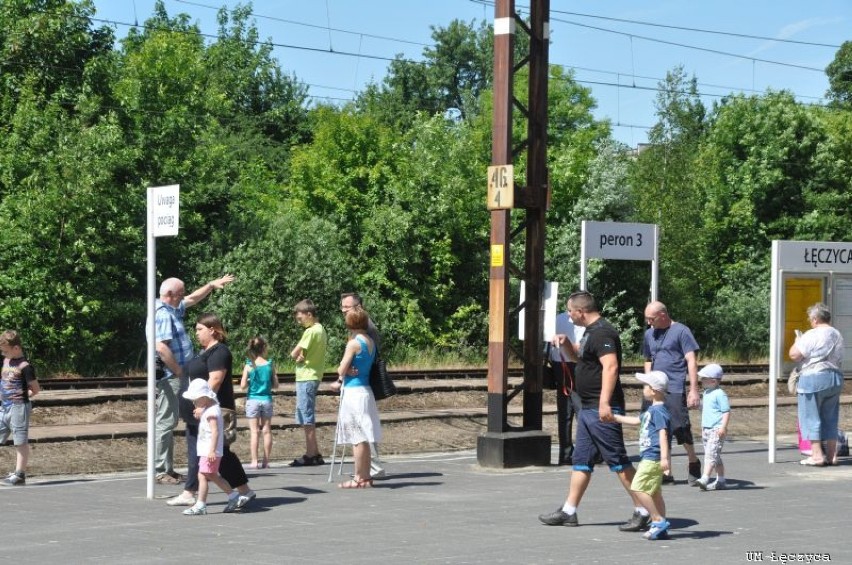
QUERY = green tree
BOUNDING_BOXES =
[693,91,827,356]
[825,40,852,108]
[696,91,822,281]
[205,209,355,362]
[356,19,506,128]
[795,108,852,240]
[629,66,707,325]
[0,110,140,372]
[0,0,113,120]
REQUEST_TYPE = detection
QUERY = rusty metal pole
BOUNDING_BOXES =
[485,0,514,435]
[522,0,550,430]
[478,0,551,468]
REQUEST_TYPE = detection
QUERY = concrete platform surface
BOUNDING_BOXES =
[1,439,848,564]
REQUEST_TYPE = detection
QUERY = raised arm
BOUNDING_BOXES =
[184,274,235,308]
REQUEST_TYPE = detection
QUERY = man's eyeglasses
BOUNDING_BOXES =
[645,316,657,324]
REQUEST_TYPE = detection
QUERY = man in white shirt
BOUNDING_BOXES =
[548,307,585,465]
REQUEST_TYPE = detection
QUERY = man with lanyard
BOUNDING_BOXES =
[540,291,647,532]
[547,301,584,465]
[642,300,702,485]
[154,274,234,484]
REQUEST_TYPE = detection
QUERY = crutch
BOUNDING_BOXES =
[327,385,348,482]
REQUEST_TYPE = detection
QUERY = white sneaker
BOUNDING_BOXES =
[235,489,256,509]
[370,464,386,479]
[166,492,197,506]
[183,504,207,516]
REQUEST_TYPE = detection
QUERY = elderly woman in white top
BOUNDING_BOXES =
[789,303,845,466]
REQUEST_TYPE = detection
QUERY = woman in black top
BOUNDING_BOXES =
[167,313,255,511]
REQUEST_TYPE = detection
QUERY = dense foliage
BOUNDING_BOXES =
[0,2,849,373]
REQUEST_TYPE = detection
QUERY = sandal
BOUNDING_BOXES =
[338,476,373,489]
[288,455,315,467]
[799,457,826,467]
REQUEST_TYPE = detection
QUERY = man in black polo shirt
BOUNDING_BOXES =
[539,291,651,533]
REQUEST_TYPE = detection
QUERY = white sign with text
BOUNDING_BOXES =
[775,240,852,273]
[149,184,180,237]
[582,221,656,261]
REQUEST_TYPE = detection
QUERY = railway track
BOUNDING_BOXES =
[37,364,773,390]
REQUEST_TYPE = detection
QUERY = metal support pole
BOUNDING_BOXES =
[485,0,515,434]
[146,188,157,500]
[521,0,550,430]
[478,0,552,468]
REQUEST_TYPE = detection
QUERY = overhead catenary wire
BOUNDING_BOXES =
[17,3,837,135]
[30,3,832,104]
[174,0,430,47]
[85,12,828,106]
[470,0,843,49]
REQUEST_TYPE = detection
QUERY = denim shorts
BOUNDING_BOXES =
[797,376,842,441]
[572,407,632,472]
[295,380,320,425]
[245,398,273,420]
[0,402,31,445]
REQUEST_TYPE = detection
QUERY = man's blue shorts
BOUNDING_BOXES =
[0,402,31,445]
[295,380,319,425]
[572,407,633,472]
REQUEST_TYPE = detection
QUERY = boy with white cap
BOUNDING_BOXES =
[181,378,240,515]
[614,370,672,540]
[695,363,730,491]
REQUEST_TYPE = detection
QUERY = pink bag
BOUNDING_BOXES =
[797,421,812,456]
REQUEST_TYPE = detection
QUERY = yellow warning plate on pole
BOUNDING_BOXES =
[491,244,505,267]
[487,164,514,210]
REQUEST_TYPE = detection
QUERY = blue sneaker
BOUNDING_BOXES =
[644,520,671,540]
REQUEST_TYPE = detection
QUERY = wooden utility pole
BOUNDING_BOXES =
[477,0,551,468]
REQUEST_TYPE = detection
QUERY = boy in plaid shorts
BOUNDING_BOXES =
[694,364,731,490]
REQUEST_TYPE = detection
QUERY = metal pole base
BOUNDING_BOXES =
[476,430,551,468]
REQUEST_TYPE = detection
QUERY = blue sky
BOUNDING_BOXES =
[91,1,850,147]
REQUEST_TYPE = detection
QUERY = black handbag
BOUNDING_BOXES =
[369,352,396,400]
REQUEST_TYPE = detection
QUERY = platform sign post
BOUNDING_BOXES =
[580,221,658,301]
[769,240,852,463]
[146,185,179,499]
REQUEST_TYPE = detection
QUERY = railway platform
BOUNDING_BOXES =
[1,439,848,564]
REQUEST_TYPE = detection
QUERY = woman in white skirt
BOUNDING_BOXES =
[330,307,382,488]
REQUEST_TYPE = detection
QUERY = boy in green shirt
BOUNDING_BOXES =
[289,299,328,466]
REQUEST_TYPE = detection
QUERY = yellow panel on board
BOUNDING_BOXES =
[784,278,824,354]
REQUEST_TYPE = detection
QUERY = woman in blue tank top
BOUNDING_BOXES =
[330,308,382,488]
